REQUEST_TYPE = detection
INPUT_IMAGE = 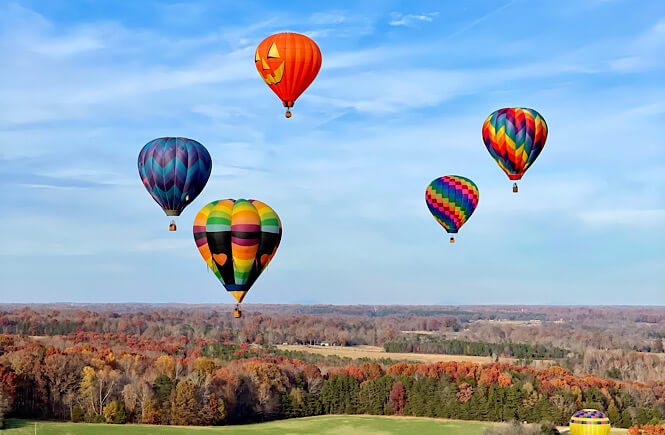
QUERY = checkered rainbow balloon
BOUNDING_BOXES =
[425,175,479,242]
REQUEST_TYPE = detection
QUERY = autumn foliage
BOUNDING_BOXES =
[629,425,665,435]
[0,305,664,427]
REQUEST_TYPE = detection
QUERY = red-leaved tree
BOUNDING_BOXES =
[389,382,406,415]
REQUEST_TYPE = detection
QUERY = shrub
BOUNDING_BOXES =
[103,400,127,424]
[71,405,84,423]
[540,422,560,434]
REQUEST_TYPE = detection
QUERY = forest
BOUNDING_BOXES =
[0,304,664,429]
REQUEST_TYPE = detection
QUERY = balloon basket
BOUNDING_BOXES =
[233,309,242,319]
[512,183,518,193]
[169,220,177,231]
[285,109,292,118]
[449,236,455,243]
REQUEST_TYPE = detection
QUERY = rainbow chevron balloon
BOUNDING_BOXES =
[482,107,548,181]
[193,199,282,304]
[138,137,212,216]
[426,176,479,234]
[569,409,611,435]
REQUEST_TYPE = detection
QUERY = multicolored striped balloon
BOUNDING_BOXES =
[482,107,548,182]
[138,137,212,217]
[426,176,479,240]
[569,409,610,435]
[193,199,282,304]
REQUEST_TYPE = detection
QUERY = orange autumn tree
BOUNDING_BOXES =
[629,425,665,435]
[457,383,473,403]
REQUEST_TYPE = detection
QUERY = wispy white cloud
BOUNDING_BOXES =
[303,10,372,39]
[609,19,665,72]
[323,46,417,69]
[29,32,104,57]
[309,15,665,115]
[18,184,88,190]
[309,60,584,114]
[0,45,256,126]
[389,12,438,27]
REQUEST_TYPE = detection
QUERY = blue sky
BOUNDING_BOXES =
[1,0,664,305]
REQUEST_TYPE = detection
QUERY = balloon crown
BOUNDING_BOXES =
[570,409,610,424]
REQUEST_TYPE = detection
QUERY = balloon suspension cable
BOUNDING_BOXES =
[285,108,292,118]
[512,182,518,193]
[449,236,455,244]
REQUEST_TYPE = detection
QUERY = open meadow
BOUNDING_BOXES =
[276,344,519,364]
[2,417,491,435]
[2,416,630,434]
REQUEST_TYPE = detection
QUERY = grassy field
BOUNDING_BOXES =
[2,416,629,434]
[3,416,491,434]
[276,344,518,364]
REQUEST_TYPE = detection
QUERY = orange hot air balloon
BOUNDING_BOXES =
[255,32,322,118]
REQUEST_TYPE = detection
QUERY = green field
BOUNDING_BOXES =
[1,416,630,434]
[3,416,491,435]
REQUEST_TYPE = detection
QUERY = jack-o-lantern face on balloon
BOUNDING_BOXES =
[254,32,322,117]
[255,42,285,85]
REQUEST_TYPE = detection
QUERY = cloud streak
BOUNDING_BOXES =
[389,12,438,26]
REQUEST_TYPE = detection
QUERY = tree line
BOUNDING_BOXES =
[384,336,568,359]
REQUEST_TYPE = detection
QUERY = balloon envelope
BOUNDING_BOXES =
[569,409,611,435]
[426,176,479,234]
[138,137,212,216]
[482,107,548,180]
[255,32,321,109]
[193,199,282,303]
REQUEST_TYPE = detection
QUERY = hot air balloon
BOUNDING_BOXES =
[426,176,479,243]
[255,32,322,118]
[569,409,611,435]
[482,107,548,193]
[193,199,282,318]
[138,137,212,231]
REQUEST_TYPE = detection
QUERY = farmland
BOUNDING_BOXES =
[276,344,517,364]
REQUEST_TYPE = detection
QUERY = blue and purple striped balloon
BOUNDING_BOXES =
[138,137,212,217]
